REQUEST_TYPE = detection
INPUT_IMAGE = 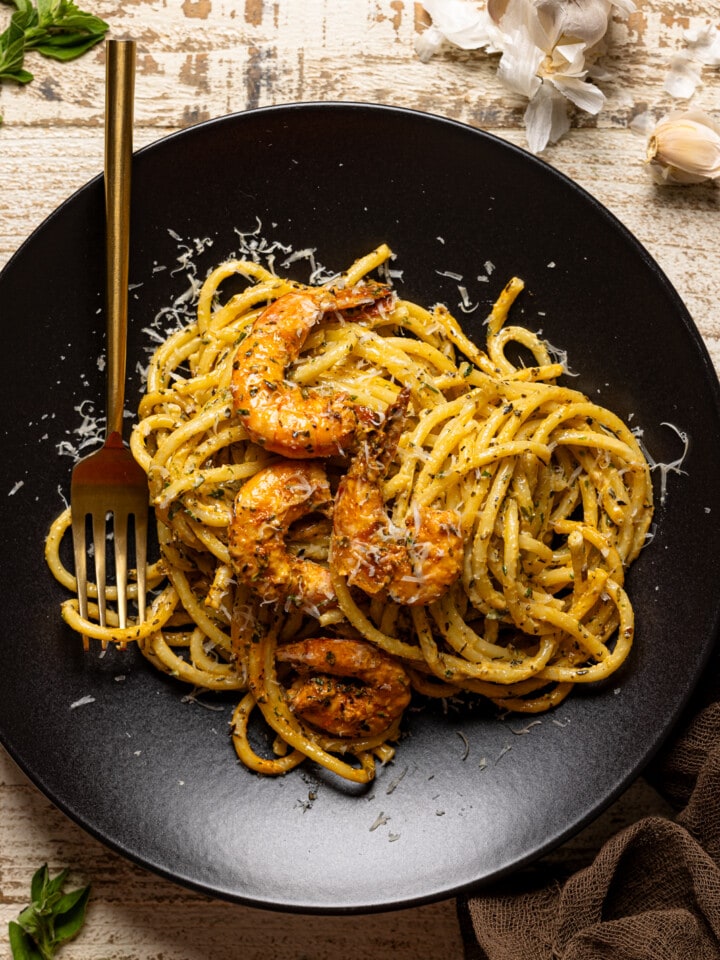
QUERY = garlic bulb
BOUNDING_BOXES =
[646,111,720,185]
[416,0,635,153]
[489,0,633,51]
[485,0,635,153]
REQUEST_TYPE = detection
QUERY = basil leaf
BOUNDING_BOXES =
[35,0,106,35]
[29,866,49,906]
[0,0,108,117]
[8,921,44,960]
[33,34,104,59]
[41,868,69,903]
[6,0,37,24]
[52,885,91,943]
[0,16,31,78]
[15,904,42,938]
[10,867,92,958]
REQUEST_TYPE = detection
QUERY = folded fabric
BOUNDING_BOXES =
[459,646,720,959]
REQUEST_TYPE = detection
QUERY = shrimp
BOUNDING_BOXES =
[331,390,464,606]
[231,282,393,458]
[228,460,335,617]
[276,637,411,738]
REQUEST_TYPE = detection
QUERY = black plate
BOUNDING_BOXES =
[2,103,719,913]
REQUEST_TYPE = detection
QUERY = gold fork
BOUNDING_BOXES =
[71,39,148,637]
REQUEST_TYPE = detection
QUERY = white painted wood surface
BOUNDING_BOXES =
[1,2,718,956]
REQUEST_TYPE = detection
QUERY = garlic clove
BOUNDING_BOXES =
[646,110,720,185]
[535,0,614,49]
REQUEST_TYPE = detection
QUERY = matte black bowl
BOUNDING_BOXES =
[1,103,719,913]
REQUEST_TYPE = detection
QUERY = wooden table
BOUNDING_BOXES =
[1,2,718,956]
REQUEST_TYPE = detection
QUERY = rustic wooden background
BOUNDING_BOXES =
[1,1,719,957]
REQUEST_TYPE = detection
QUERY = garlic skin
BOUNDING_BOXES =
[660,25,720,102]
[663,53,703,100]
[647,111,720,185]
[415,0,493,62]
[684,24,720,68]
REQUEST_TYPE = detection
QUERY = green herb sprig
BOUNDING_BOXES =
[0,0,109,123]
[8,864,91,960]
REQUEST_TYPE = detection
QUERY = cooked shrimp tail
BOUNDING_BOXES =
[332,389,464,606]
[357,387,409,482]
[276,637,411,738]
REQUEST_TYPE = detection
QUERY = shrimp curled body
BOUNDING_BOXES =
[332,391,464,606]
[228,461,335,617]
[276,637,411,738]
[231,284,393,458]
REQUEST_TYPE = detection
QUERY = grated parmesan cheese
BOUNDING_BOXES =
[69,695,96,709]
[633,421,689,506]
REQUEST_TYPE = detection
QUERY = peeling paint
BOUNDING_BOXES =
[414,1,431,31]
[245,0,263,27]
[139,54,163,75]
[245,44,276,110]
[183,0,212,19]
[389,0,404,34]
[38,78,62,101]
[182,103,211,126]
[180,52,210,92]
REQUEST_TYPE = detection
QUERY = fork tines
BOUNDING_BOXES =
[70,441,148,643]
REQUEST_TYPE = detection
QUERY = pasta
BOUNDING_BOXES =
[46,243,654,785]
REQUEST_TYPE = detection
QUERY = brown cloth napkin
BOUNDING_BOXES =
[458,644,720,960]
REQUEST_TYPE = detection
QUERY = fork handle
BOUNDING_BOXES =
[105,39,136,440]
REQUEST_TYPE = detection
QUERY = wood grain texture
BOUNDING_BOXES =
[1,1,719,956]
[0,751,464,960]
